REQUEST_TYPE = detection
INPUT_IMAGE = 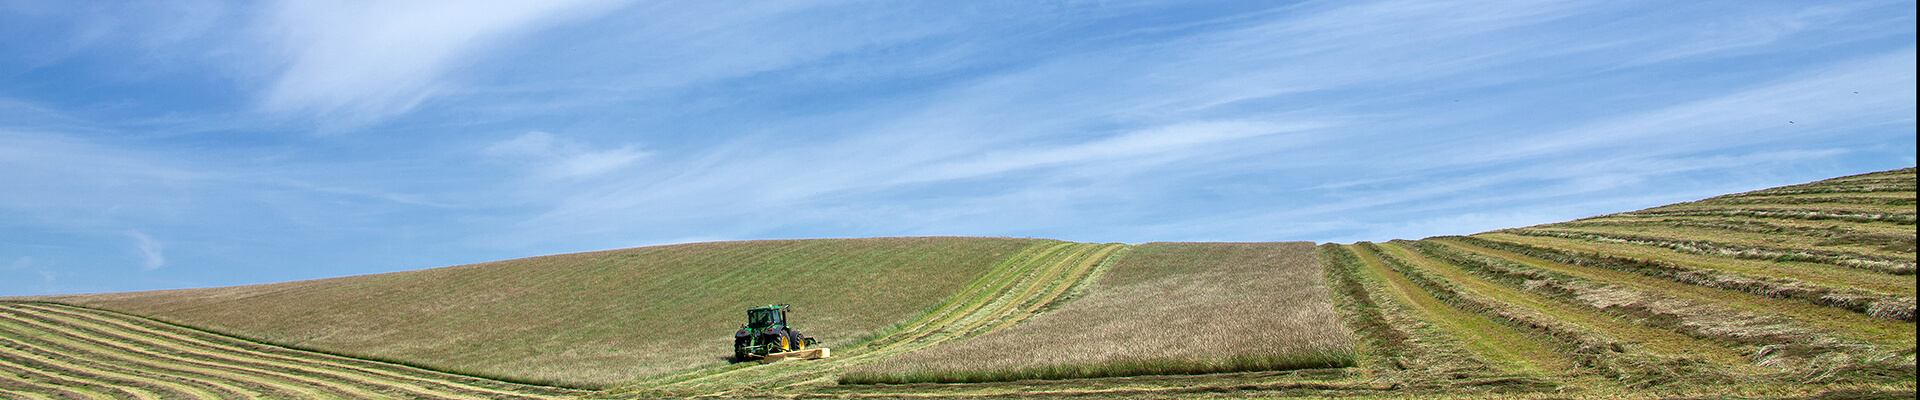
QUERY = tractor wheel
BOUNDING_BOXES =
[774,335,790,353]
[789,331,806,350]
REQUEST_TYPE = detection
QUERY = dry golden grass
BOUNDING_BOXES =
[843,242,1353,383]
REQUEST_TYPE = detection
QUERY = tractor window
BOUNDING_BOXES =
[748,310,773,327]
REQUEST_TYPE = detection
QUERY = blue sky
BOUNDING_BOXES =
[2,0,1914,296]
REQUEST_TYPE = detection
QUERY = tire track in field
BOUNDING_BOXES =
[20,302,575,399]
[1344,244,1570,376]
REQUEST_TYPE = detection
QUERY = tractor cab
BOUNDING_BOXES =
[746,306,784,328]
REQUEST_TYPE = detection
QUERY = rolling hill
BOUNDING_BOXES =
[3,167,1914,399]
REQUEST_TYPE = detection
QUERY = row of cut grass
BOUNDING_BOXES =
[1613,208,1916,225]
[1470,234,1915,321]
[1369,242,1755,369]
[2,306,381,399]
[1540,217,1917,252]
[27,301,582,398]
[1504,227,1912,274]
[1,301,577,399]
[1317,244,1417,375]
[1343,244,1570,377]
[26,302,578,399]
[1430,238,1915,348]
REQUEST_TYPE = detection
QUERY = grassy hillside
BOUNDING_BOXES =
[6,167,1913,399]
[31,237,1051,388]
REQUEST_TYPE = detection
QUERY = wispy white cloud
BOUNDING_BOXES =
[128,230,164,270]
[484,131,648,182]
[256,0,630,125]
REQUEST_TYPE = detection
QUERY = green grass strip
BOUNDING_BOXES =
[1346,244,1570,376]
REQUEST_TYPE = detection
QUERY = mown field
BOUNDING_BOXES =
[3,168,1914,399]
[1317,167,1916,398]
[0,301,581,400]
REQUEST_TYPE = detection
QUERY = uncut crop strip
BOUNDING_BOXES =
[1339,244,1569,377]
[614,242,1128,395]
[0,302,576,400]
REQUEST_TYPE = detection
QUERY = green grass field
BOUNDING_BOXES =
[2,168,1913,399]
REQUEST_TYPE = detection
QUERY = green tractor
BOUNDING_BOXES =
[733,304,818,360]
